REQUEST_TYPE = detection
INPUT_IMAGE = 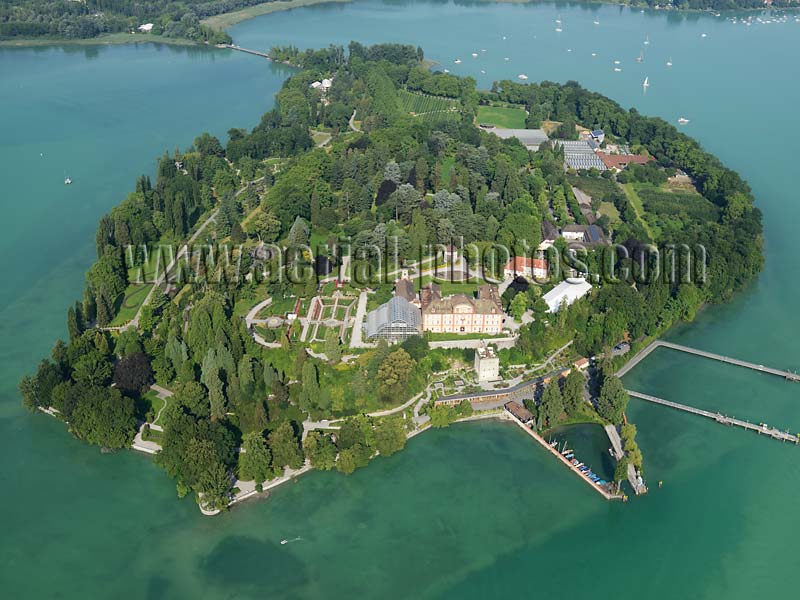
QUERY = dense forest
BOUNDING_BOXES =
[19,42,761,510]
[0,0,281,41]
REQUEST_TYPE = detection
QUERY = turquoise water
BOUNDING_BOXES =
[2,3,800,597]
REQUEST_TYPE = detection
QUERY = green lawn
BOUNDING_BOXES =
[621,183,657,241]
[598,202,620,222]
[477,105,527,129]
[142,389,167,424]
[109,282,151,327]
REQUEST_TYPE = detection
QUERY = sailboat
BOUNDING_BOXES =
[666,56,673,67]
[593,18,600,25]
[64,176,72,185]
[677,117,690,125]
[635,50,644,63]
[644,35,650,46]
[643,76,650,89]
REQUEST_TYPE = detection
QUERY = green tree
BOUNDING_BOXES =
[376,349,416,399]
[510,292,528,322]
[238,431,272,483]
[562,369,585,416]
[303,431,337,470]
[70,385,137,449]
[597,375,629,425]
[429,405,456,428]
[374,417,407,457]
[268,421,304,470]
[614,456,629,484]
[539,379,564,427]
[323,329,342,363]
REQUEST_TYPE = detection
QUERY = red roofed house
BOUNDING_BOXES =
[504,256,548,280]
[598,153,652,172]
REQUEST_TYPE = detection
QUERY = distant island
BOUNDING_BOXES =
[2,0,797,46]
[19,42,762,513]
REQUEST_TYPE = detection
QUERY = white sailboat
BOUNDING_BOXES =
[593,18,600,25]
[64,176,72,185]
[644,35,650,45]
[635,50,644,63]
[643,76,650,89]
[677,117,690,125]
[666,56,673,67]
[454,58,461,64]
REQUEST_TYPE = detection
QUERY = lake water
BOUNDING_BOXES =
[2,2,799,597]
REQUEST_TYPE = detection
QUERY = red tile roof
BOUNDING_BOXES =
[505,256,548,272]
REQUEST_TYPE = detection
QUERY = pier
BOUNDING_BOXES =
[219,44,271,59]
[617,340,800,381]
[627,390,799,443]
[504,406,623,501]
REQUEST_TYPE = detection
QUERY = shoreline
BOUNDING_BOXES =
[0,33,202,49]
[201,0,353,30]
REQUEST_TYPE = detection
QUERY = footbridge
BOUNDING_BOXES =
[617,340,800,381]
[627,390,798,444]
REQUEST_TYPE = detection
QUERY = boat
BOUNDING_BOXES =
[593,18,600,25]
[644,35,650,46]
[591,52,597,57]
[666,56,673,67]
[677,117,690,124]
[643,76,650,88]
[635,50,644,63]
[64,176,72,185]
[443,69,449,73]
[504,57,510,61]
[555,27,562,33]
[454,59,461,64]
[517,74,528,80]
[701,33,708,38]
[613,59,620,64]
[471,53,478,58]
[614,67,622,72]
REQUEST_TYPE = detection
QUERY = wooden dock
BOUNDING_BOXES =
[627,390,799,443]
[617,340,800,381]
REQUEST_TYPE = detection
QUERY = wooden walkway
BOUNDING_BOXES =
[617,340,800,381]
[627,390,799,443]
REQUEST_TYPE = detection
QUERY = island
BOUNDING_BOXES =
[19,42,763,513]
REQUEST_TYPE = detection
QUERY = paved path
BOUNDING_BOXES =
[429,336,517,350]
[604,424,624,460]
[348,110,360,132]
[349,291,374,348]
[244,297,273,327]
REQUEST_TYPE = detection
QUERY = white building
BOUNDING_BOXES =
[474,344,500,382]
[542,278,593,313]
[138,23,154,33]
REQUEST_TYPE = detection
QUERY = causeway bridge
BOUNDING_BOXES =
[627,390,798,444]
[218,44,271,59]
[617,340,800,381]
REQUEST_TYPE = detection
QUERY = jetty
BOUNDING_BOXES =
[504,403,623,501]
[219,44,271,59]
[617,340,800,381]
[627,390,799,444]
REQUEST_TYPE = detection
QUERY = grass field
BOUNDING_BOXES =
[621,183,657,241]
[567,174,620,202]
[477,105,527,129]
[398,89,460,121]
[201,0,351,30]
[109,282,151,327]
[598,202,621,222]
